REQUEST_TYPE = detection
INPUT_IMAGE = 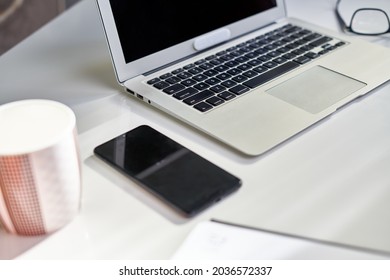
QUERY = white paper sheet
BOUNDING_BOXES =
[172,221,388,259]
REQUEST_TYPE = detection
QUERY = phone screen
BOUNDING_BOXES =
[94,125,241,217]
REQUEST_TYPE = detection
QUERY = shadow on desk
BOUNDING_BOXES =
[0,227,46,259]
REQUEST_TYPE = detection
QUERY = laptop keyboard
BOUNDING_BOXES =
[146,24,346,112]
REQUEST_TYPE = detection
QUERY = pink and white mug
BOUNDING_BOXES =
[0,99,81,235]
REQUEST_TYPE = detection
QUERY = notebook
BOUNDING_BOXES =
[95,0,390,156]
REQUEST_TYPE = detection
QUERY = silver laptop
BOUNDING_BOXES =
[96,0,390,156]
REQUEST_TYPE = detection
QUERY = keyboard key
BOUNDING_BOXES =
[229,85,250,95]
[335,41,346,47]
[297,29,311,36]
[226,46,238,52]
[218,91,236,101]
[227,68,242,75]
[205,78,221,85]
[237,64,252,71]
[248,59,262,66]
[181,79,197,86]
[194,82,210,90]
[300,44,314,51]
[258,55,272,62]
[193,74,208,82]
[188,67,203,75]
[206,96,225,106]
[245,52,257,59]
[253,66,268,73]
[310,36,332,47]
[160,73,172,79]
[267,34,282,41]
[220,54,235,61]
[147,77,160,85]
[163,84,185,94]
[172,68,183,74]
[204,69,219,77]
[230,51,242,57]
[273,57,288,64]
[242,70,258,78]
[264,61,279,69]
[166,76,181,84]
[183,63,195,69]
[284,41,297,48]
[303,33,321,41]
[173,87,198,100]
[292,49,305,55]
[183,90,214,105]
[273,40,284,47]
[195,59,206,65]
[206,54,217,60]
[210,84,226,93]
[225,61,240,67]
[282,52,297,59]
[318,49,329,55]
[305,52,320,59]
[268,51,280,57]
[235,56,250,63]
[194,102,213,112]
[240,46,253,52]
[276,47,290,54]
[216,50,227,56]
[258,38,272,45]
[254,48,268,55]
[248,43,262,49]
[209,59,224,65]
[264,44,278,51]
[294,39,307,46]
[289,33,302,40]
[283,25,298,34]
[216,73,232,80]
[199,63,214,70]
[243,61,299,88]
[294,56,311,64]
[177,72,192,79]
[221,80,237,88]
[232,75,248,83]
[214,65,229,72]
[153,81,170,89]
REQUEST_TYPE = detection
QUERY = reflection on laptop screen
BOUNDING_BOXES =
[109,0,277,63]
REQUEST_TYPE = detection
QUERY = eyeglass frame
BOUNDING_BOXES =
[336,0,390,36]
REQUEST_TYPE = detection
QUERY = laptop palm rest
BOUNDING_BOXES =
[266,66,366,114]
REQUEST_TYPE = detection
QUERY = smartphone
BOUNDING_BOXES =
[94,125,241,217]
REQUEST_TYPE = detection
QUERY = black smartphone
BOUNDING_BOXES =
[93,125,241,217]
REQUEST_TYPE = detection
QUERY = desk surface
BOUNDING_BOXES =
[1,0,390,260]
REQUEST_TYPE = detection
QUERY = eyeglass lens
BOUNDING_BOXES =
[351,9,390,35]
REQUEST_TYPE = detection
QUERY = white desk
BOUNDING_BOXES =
[1,0,390,259]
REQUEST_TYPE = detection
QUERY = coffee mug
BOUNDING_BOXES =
[0,99,81,235]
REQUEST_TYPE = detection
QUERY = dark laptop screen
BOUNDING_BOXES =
[109,0,277,63]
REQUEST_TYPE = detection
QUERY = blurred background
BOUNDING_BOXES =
[0,0,82,55]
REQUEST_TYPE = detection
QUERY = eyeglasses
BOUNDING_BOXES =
[336,0,390,35]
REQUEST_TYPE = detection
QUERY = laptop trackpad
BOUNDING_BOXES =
[266,66,366,114]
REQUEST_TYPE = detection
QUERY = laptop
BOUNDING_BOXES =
[96,0,390,156]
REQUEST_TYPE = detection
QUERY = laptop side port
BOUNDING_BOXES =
[126,88,135,95]
[126,88,151,104]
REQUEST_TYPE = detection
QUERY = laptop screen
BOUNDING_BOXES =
[109,0,277,64]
